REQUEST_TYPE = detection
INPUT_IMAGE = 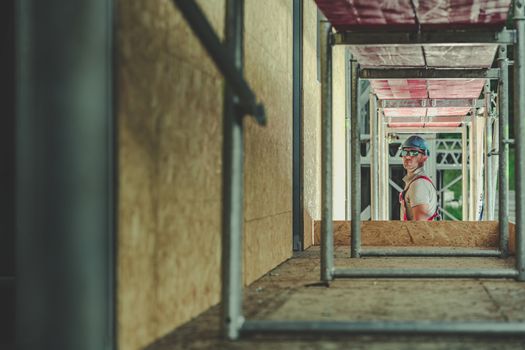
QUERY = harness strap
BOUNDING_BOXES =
[400,175,439,221]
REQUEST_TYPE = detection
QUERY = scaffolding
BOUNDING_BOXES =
[176,0,525,341]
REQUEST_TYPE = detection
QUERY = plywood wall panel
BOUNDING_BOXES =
[118,1,225,349]
[314,221,502,247]
[303,209,314,249]
[509,222,516,254]
[244,212,292,285]
[118,126,159,350]
[302,0,322,222]
[243,0,293,284]
[118,0,296,348]
[332,45,347,220]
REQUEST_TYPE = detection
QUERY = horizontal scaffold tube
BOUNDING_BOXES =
[332,268,518,278]
[360,248,502,257]
[241,320,525,336]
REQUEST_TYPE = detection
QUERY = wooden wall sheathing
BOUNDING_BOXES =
[332,44,348,220]
[117,2,226,349]
[303,209,315,249]
[117,0,295,348]
[312,221,515,250]
[243,0,294,286]
[302,0,348,223]
[302,0,322,224]
[509,222,516,253]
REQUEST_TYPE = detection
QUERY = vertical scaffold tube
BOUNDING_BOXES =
[320,21,333,283]
[514,1,525,280]
[221,0,245,339]
[350,59,361,258]
[370,94,379,220]
[498,45,510,257]
[462,125,469,220]
[483,81,492,221]
[470,107,478,220]
[345,50,352,221]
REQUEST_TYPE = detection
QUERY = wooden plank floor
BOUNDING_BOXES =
[147,247,525,350]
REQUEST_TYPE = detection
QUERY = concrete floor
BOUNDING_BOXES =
[147,247,525,350]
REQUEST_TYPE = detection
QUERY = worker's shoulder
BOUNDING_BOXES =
[413,175,433,182]
[410,176,434,189]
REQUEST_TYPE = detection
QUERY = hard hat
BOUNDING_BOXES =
[401,135,430,156]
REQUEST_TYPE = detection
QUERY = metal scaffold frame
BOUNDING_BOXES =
[172,0,525,341]
[327,29,520,264]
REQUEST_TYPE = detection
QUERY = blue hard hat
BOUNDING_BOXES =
[401,135,430,156]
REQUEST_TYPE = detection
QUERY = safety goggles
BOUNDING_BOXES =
[400,149,424,157]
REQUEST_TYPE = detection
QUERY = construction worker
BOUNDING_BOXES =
[399,135,439,221]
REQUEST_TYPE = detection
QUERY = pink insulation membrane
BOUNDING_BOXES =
[427,79,485,98]
[383,107,471,117]
[353,45,497,68]
[417,0,512,29]
[387,116,465,122]
[388,122,463,128]
[351,46,425,68]
[424,45,498,68]
[315,0,510,31]
[383,108,427,117]
[426,107,472,116]
[314,0,507,128]
[371,80,428,99]
[371,79,484,100]
[314,0,417,32]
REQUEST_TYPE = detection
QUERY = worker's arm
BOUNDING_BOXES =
[411,203,431,221]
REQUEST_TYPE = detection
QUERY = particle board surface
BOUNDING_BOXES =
[117,0,295,349]
[243,0,293,284]
[313,221,504,248]
[302,0,322,222]
[303,209,314,249]
[332,44,347,220]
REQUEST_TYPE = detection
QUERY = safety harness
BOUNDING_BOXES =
[399,175,440,221]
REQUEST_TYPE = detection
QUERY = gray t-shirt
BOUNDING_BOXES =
[401,167,438,220]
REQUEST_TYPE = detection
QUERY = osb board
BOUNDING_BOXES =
[244,212,292,285]
[509,222,516,254]
[332,45,347,220]
[302,0,322,221]
[118,0,294,349]
[303,209,314,249]
[243,0,293,284]
[117,1,225,349]
[313,221,504,248]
